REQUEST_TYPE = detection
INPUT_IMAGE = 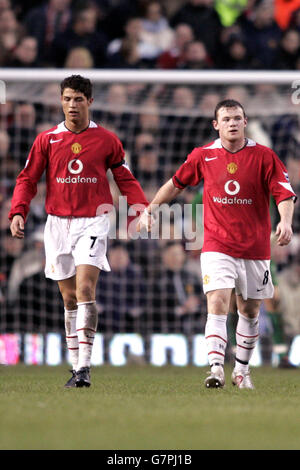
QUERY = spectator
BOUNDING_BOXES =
[94,83,137,148]
[0,228,24,296]
[214,0,248,27]
[106,37,149,68]
[50,6,107,67]
[133,138,164,188]
[0,130,19,200]
[5,36,39,67]
[288,7,300,32]
[269,113,300,165]
[198,90,222,116]
[136,100,160,135]
[240,0,282,69]
[64,46,94,68]
[172,86,195,111]
[247,84,287,116]
[132,132,158,170]
[0,129,10,159]
[7,225,46,303]
[107,17,158,65]
[274,0,300,30]
[286,157,300,233]
[272,28,300,69]
[179,40,213,69]
[8,102,36,167]
[133,131,157,156]
[0,101,14,130]
[25,0,72,64]
[223,85,251,108]
[153,241,205,334]
[0,8,23,66]
[35,83,63,124]
[157,23,194,69]
[160,87,199,167]
[171,0,222,58]
[0,0,11,15]
[7,225,64,332]
[103,0,140,41]
[139,1,174,59]
[217,36,258,69]
[96,242,146,332]
[277,250,300,349]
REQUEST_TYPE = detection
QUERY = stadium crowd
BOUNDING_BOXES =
[0,0,300,70]
[0,0,300,366]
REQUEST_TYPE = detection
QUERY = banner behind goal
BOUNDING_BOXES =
[0,70,299,364]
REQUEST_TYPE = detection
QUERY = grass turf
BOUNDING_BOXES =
[0,364,299,450]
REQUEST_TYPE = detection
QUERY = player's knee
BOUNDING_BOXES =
[63,294,77,311]
[76,283,95,302]
[207,293,229,315]
[238,299,261,318]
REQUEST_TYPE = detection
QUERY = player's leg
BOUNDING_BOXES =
[44,215,78,387]
[231,259,274,389]
[70,214,110,386]
[201,252,237,388]
[232,296,261,389]
[57,276,78,387]
[74,264,100,387]
[204,288,232,388]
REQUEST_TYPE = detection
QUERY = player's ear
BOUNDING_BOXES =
[212,119,219,130]
[88,97,94,106]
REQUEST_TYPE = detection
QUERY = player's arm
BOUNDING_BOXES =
[148,179,182,212]
[137,179,183,232]
[276,198,294,246]
[108,136,149,209]
[9,134,47,236]
[137,149,201,232]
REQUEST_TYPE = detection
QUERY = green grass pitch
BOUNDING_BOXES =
[0,364,299,450]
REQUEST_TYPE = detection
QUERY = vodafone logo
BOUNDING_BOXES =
[68,159,83,174]
[213,179,252,205]
[224,179,240,196]
[56,159,97,184]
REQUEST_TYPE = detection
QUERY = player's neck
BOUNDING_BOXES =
[220,137,247,153]
[64,118,90,134]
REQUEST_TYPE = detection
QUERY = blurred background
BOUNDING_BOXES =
[0,0,299,368]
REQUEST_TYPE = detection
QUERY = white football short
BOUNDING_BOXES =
[200,251,274,300]
[44,214,111,281]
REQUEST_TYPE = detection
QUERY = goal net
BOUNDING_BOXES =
[0,70,299,365]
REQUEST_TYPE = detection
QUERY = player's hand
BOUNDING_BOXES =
[10,215,25,239]
[136,208,154,232]
[275,221,293,246]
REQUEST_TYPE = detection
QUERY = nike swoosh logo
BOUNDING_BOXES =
[205,156,218,161]
[257,288,264,292]
[50,138,63,144]
[89,254,96,257]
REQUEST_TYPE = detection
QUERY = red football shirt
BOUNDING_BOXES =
[9,121,148,220]
[173,138,297,259]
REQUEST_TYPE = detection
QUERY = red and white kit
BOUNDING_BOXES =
[9,120,148,220]
[173,138,296,260]
[9,121,149,279]
[173,138,297,299]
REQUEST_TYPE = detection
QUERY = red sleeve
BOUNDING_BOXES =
[9,133,48,221]
[109,136,149,210]
[172,148,203,189]
[265,150,297,205]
